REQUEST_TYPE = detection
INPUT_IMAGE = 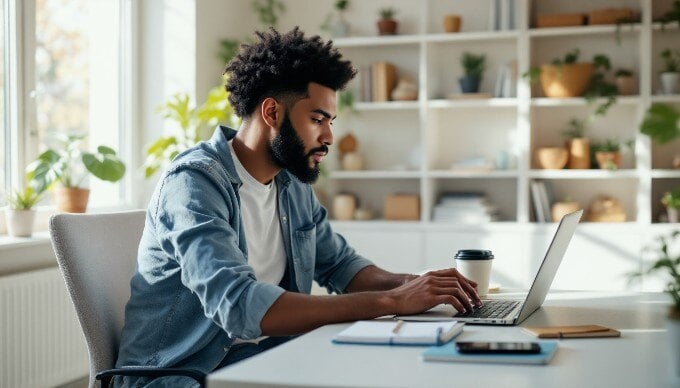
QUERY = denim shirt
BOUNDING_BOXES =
[115,126,373,387]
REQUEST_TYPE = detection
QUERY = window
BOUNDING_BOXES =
[1,0,6,198]
[30,0,125,207]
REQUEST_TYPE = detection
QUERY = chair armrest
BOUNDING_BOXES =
[96,366,206,387]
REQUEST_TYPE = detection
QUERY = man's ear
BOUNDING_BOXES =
[260,97,282,129]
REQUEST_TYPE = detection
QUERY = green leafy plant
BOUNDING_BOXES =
[615,68,633,77]
[585,54,617,116]
[252,0,286,27]
[562,118,588,139]
[142,84,239,179]
[661,48,680,73]
[5,186,41,210]
[26,133,126,193]
[379,7,396,20]
[321,0,351,35]
[640,103,680,144]
[337,90,357,116]
[460,52,486,78]
[629,230,680,312]
[663,188,680,209]
[219,39,241,66]
[551,48,581,66]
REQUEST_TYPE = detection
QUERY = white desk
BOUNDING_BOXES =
[208,292,679,388]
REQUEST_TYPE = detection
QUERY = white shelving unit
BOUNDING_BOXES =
[316,0,680,291]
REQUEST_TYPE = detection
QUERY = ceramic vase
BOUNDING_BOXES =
[4,208,36,237]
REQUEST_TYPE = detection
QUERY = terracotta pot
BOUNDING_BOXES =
[595,151,622,169]
[443,14,462,33]
[566,138,591,169]
[615,76,636,95]
[536,13,585,28]
[539,63,595,98]
[536,147,568,169]
[551,201,581,222]
[54,187,90,213]
[377,19,398,35]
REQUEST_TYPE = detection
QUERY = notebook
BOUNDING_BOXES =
[522,324,621,339]
[332,320,465,346]
[422,341,558,365]
[400,210,583,326]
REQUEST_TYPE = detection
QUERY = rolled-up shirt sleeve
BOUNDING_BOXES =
[309,187,374,294]
[153,167,284,340]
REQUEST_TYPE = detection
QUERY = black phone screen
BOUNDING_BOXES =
[455,341,541,354]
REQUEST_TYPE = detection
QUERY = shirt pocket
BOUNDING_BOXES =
[293,224,316,275]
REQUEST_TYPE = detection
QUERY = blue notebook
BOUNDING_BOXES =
[422,341,558,365]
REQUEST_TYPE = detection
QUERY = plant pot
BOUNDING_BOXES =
[595,151,622,169]
[333,194,356,220]
[443,14,462,33]
[661,72,680,95]
[54,187,90,213]
[536,147,568,169]
[669,207,679,223]
[615,75,636,95]
[4,208,36,237]
[458,75,481,93]
[377,19,398,35]
[540,63,595,98]
[667,308,680,376]
[551,201,580,222]
[567,137,591,169]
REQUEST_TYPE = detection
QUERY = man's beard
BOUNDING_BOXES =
[268,113,328,184]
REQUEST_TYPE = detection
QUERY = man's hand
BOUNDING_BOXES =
[385,268,482,315]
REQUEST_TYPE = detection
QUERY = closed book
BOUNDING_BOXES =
[371,62,397,102]
[522,325,621,339]
[333,320,464,346]
[423,341,558,365]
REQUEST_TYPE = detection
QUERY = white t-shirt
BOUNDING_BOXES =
[228,140,287,286]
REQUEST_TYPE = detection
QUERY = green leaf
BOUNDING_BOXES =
[82,150,126,183]
[640,103,680,144]
[97,145,117,155]
[25,150,63,194]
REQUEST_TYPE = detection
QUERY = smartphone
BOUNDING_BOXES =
[455,341,541,354]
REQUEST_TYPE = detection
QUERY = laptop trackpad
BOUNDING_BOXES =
[396,304,458,321]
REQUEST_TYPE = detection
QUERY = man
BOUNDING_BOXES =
[115,27,481,387]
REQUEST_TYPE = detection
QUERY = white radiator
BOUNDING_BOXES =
[0,267,88,388]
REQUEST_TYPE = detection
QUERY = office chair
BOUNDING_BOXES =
[49,211,206,388]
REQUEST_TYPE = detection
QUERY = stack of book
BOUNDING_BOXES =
[360,62,397,102]
[530,180,555,223]
[432,192,499,223]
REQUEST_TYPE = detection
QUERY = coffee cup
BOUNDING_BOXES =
[454,249,494,297]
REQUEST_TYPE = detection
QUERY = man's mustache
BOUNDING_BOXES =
[308,144,329,156]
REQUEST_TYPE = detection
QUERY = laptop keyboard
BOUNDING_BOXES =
[455,300,520,319]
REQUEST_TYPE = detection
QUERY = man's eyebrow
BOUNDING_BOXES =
[312,109,337,120]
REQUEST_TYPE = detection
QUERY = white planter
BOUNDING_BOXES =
[668,315,680,376]
[4,208,36,237]
[669,208,679,223]
[660,72,680,95]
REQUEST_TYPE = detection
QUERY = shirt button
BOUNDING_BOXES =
[224,346,229,352]
[282,216,287,222]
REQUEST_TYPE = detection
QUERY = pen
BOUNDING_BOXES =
[392,320,404,334]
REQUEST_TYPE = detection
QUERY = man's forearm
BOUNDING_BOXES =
[345,265,418,293]
[260,290,396,336]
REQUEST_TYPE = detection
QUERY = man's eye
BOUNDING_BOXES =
[312,118,323,124]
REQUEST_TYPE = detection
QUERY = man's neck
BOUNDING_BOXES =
[232,122,281,185]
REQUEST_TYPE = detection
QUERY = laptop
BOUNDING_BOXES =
[401,209,583,326]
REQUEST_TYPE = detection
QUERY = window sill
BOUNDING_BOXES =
[0,232,57,276]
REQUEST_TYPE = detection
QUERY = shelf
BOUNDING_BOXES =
[427,170,518,179]
[651,170,680,179]
[329,170,421,179]
[651,22,680,32]
[354,101,419,111]
[333,34,421,48]
[531,96,640,107]
[528,24,641,38]
[529,169,639,179]
[424,31,518,43]
[650,95,680,103]
[428,98,517,109]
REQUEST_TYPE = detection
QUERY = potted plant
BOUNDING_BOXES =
[377,7,398,35]
[562,118,590,169]
[459,52,486,93]
[322,0,350,38]
[252,0,286,27]
[143,83,237,179]
[614,68,636,95]
[660,48,680,95]
[538,49,595,98]
[662,189,680,223]
[26,133,126,213]
[629,230,680,375]
[640,103,680,168]
[591,139,633,170]
[4,186,41,237]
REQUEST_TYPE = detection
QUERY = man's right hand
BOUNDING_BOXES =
[385,268,482,316]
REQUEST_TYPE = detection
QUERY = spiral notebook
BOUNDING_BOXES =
[332,321,464,346]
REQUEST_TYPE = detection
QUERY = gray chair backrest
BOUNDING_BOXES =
[49,210,146,388]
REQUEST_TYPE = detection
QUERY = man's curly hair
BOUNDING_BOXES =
[224,27,356,118]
